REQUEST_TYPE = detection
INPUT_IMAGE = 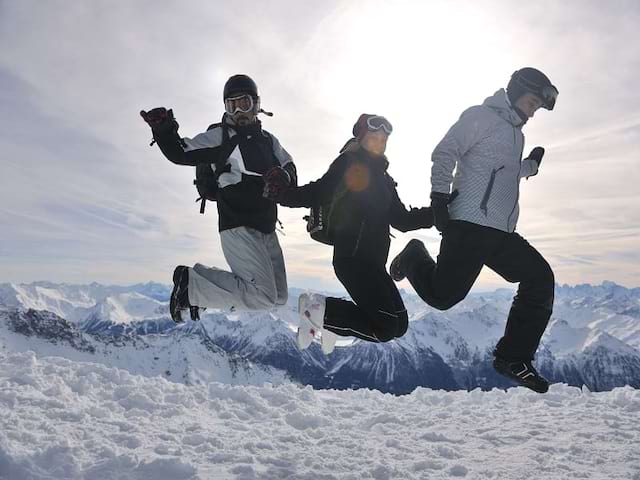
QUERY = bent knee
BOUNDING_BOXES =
[534,260,555,300]
[247,286,278,310]
[374,310,408,342]
[429,296,463,311]
[275,291,288,306]
[375,331,396,343]
[541,264,555,310]
[532,256,555,286]
[395,312,409,338]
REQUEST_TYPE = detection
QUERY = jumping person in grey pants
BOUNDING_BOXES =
[141,74,296,322]
[390,68,559,393]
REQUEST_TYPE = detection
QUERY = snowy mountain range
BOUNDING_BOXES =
[1,281,639,393]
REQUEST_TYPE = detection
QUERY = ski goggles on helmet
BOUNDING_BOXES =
[511,74,559,110]
[365,115,393,135]
[353,114,393,138]
[224,94,256,115]
[539,85,559,110]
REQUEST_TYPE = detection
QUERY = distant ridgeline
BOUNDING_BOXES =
[1,281,639,393]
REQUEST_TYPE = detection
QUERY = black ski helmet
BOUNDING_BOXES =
[507,68,558,110]
[223,74,258,99]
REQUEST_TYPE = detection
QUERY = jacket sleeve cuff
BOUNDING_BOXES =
[430,191,450,201]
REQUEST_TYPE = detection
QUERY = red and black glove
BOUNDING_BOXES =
[140,107,179,135]
[263,166,292,200]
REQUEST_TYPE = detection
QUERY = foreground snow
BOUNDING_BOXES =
[1,352,639,479]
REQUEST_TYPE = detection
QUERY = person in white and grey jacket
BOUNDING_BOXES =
[141,75,296,323]
[390,67,559,393]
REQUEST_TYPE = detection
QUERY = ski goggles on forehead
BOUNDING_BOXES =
[224,94,255,114]
[366,115,393,134]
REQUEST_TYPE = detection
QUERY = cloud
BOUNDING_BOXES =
[0,0,638,291]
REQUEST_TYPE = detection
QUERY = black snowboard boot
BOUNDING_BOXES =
[493,357,549,393]
[389,239,434,282]
[170,266,199,323]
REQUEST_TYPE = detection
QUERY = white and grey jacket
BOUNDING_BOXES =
[431,89,539,233]
[154,117,294,233]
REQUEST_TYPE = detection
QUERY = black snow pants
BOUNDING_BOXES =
[406,220,555,361]
[324,257,408,343]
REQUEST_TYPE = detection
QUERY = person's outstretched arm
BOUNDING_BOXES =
[141,107,226,167]
[388,178,434,232]
[277,154,350,208]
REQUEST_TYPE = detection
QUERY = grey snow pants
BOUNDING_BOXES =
[187,226,288,311]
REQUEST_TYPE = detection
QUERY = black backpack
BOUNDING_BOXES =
[193,123,235,214]
[303,183,348,246]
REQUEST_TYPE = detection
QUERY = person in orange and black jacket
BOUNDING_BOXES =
[267,114,433,354]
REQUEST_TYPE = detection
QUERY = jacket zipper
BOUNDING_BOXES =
[507,127,524,231]
[480,166,505,216]
[506,129,525,231]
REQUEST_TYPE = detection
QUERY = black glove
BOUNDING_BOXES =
[140,107,179,135]
[430,190,459,232]
[263,166,292,200]
[526,146,545,176]
[431,192,450,232]
[408,207,434,229]
[527,146,545,165]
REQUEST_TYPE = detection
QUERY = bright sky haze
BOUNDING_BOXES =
[1,0,639,291]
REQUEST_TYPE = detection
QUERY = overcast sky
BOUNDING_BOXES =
[1,0,639,292]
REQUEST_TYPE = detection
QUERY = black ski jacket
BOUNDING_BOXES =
[153,118,294,233]
[280,147,432,265]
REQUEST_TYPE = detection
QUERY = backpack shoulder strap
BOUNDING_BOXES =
[204,122,236,179]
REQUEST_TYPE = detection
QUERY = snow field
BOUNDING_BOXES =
[1,351,639,480]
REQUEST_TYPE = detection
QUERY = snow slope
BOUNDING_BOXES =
[1,351,639,480]
[0,308,287,388]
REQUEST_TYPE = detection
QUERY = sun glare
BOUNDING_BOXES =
[301,2,517,208]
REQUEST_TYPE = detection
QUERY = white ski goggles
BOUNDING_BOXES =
[366,115,393,135]
[224,94,256,115]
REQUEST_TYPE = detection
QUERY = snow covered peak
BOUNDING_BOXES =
[84,292,166,325]
[556,280,639,301]
[544,319,638,358]
[2,279,639,393]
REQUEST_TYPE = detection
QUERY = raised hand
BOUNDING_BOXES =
[140,107,179,135]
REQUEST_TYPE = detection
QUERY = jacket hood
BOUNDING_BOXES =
[481,89,524,127]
